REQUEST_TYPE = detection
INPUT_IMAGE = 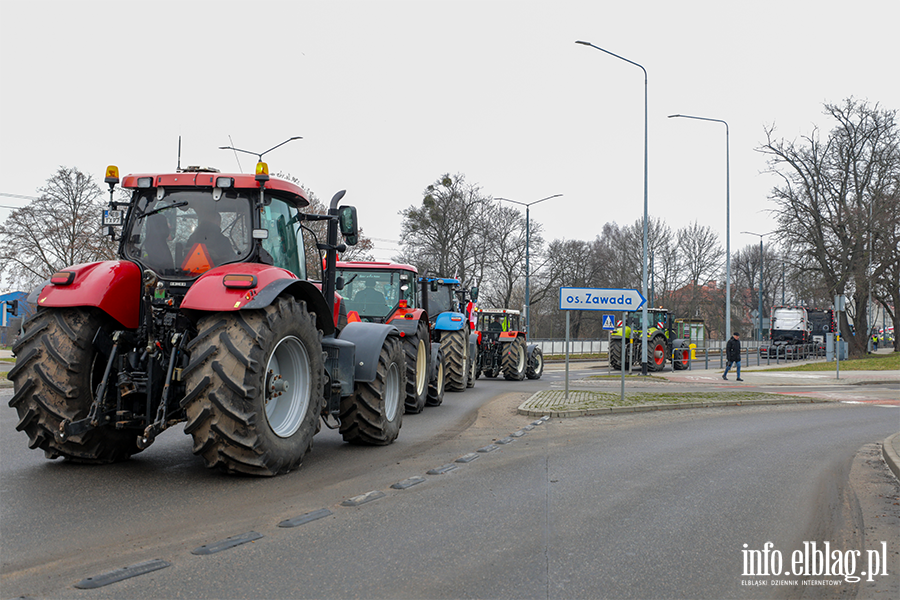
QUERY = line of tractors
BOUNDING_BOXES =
[7,156,544,477]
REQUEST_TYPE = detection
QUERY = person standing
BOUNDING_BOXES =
[723,332,743,381]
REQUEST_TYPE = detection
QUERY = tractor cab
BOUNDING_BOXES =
[476,309,521,342]
[335,263,417,322]
[115,165,313,291]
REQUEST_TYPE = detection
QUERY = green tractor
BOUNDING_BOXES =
[608,308,690,372]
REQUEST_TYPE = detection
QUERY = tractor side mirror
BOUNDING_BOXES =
[335,276,345,291]
[470,286,478,302]
[338,206,358,246]
[430,279,439,293]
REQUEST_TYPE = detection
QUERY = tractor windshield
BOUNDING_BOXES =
[477,312,519,333]
[124,189,252,278]
[425,284,455,316]
[336,269,412,320]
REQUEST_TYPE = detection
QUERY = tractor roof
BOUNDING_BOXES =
[336,261,418,274]
[121,171,309,207]
[419,276,461,285]
[474,308,520,316]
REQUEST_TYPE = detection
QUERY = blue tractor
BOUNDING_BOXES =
[420,277,479,392]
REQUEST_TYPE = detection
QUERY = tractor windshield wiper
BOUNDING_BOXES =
[137,201,189,220]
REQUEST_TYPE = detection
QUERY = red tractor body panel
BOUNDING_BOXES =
[180,263,299,312]
[36,260,142,329]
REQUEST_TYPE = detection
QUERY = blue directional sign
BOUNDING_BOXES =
[559,287,646,311]
[602,314,616,330]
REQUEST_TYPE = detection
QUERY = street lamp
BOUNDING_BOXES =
[576,40,651,375]
[668,114,731,343]
[741,231,773,342]
[496,194,563,336]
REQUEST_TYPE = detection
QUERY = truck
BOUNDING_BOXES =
[608,308,690,372]
[760,305,813,359]
[420,276,479,392]
[9,156,407,476]
[335,261,444,412]
[807,308,837,356]
[473,308,543,380]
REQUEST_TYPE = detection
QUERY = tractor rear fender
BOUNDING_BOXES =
[499,331,523,341]
[433,312,467,331]
[468,332,479,356]
[181,264,335,335]
[31,260,141,329]
[386,309,427,337]
[338,321,400,382]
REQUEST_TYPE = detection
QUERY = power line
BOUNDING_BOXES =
[0,192,40,200]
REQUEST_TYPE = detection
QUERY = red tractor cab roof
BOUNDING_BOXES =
[336,261,418,274]
[121,170,310,207]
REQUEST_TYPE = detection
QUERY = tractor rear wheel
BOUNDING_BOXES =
[426,348,445,407]
[648,334,667,372]
[502,336,527,381]
[8,308,141,463]
[339,336,404,445]
[403,320,429,414]
[441,329,468,391]
[526,346,544,380]
[182,296,325,476]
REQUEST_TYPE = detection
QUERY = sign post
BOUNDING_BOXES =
[559,287,646,401]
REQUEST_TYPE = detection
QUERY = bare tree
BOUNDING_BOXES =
[0,167,116,291]
[397,173,489,287]
[758,98,899,356]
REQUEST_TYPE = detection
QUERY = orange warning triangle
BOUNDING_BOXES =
[182,243,214,275]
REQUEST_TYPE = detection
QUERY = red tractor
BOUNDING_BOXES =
[473,308,543,380]
[335,261,444,413]
[9,154,407,476]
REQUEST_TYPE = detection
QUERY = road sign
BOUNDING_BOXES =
[602,314,616,330]
[559,287,646,311]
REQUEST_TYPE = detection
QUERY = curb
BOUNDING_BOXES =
[517,392,835,418]
[883,432,900,482]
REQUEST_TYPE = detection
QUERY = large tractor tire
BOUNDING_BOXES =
[339,336,405,445]
[403,320,429,414]
[526,346,544,380]
[648,334,667,372]
[8,308,141,463]
[502,336,527,381]
[673,343,690,370]
[426,348,445,407]
[441,329,468,392]
[182,296,325,476]
[609,338,626,370]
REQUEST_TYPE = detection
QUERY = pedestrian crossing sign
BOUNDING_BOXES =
[602,314,615,330]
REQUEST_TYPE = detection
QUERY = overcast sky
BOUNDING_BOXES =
[1,0,897,270]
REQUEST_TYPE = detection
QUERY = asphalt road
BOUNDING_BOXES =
[1,369,898,600]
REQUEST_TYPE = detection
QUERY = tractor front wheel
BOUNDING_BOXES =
[8,308,141,464]
[339,336,405,445]
[182,296,325,476]
[526,346,544,380]
[403,320,429,414]
[426,348,445,407]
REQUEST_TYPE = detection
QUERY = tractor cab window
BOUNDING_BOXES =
[425,284,455,316]
[477,313,518,334]
[124,189,252,278]
[260,198,305,279]
[336,270,404,320]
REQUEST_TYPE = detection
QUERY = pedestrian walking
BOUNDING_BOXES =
[723,332,743,381]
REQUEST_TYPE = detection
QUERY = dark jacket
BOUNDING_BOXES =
[726,336,741,362]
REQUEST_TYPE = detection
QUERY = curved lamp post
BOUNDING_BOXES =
[576,40,650,374]
[668,113,731,343]
[496,194,562,336]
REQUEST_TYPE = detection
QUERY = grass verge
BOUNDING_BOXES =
[758,352,898,372]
